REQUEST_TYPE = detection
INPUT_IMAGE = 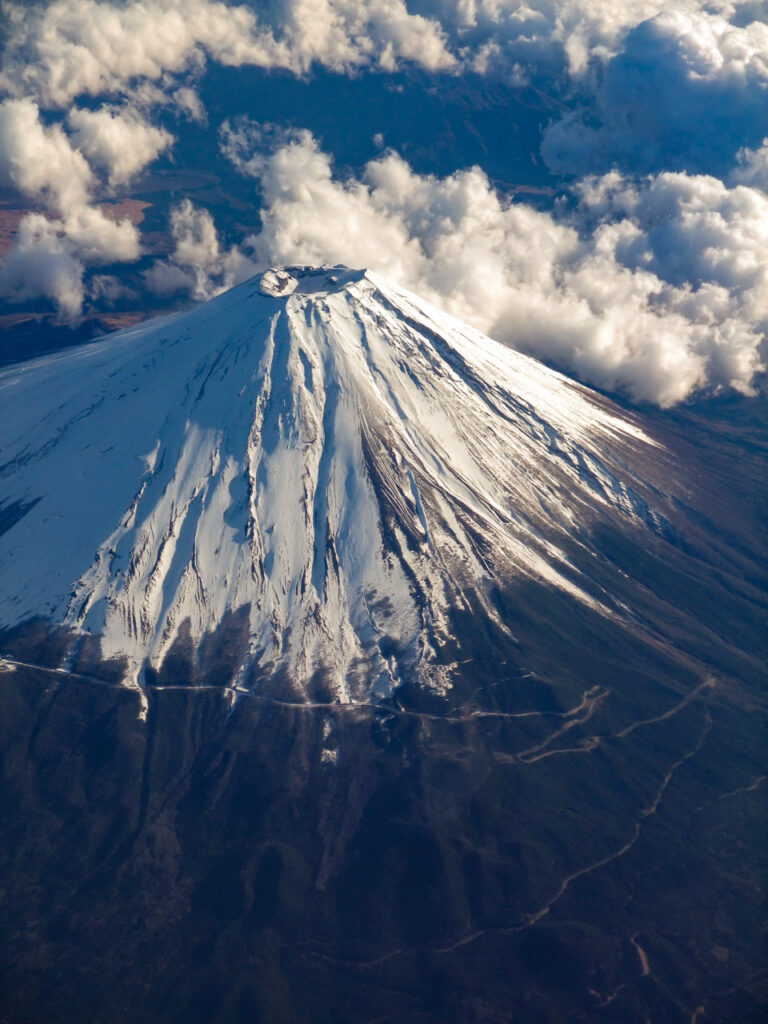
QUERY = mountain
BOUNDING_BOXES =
[0,267,766,1024]
[1,265,759,699]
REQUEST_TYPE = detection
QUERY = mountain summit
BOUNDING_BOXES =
[0,267,761,702]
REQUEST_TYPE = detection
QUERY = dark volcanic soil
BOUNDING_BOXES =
[0,558,765,1024]
[1,388,766,1024]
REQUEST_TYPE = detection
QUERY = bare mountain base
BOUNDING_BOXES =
[1,573,764,1024]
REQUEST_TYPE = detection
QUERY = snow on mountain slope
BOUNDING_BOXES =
[0,266,674,700]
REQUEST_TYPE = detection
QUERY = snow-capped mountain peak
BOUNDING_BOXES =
[1,266,672,700]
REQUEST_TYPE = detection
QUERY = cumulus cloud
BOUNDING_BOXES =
[1,0,765,393]
[0,98,92,213]
[405,0,764,84]
[172,86,207,123]
[2,0,763,120]
[7,0,764,114]
[61,206,141,264]
[87,273,136,304]
[541,8,768,177]
[0,207,140,318]
[0,0,454,109]
[3,1,764,194]
[0,98,142,316]
[731,138,768,190]
[416,0,682,77]
[222,128,765,405]
[0,0,273,106]
[145,199,256,300]
[0,214,85,319]
[67,106,174,186]
[219,119,301,178]
[271,0,455,73]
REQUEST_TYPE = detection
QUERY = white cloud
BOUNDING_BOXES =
[427,0,675,76]
[731,138,768,190]
[0,213,85,319]
[62,206,141,264]
[578,171,768,306]
[143,260,198,298]
[2,1,763,196]
[0,0,270,107]
[225,129,765,406]
[541,8,768,176]
[0,207,140,318]
[67,106,174,186]
[0,0,455,109]
[145,199,256,300]
[410,0,761,80]
[172,86,207,123]
[2,0,763,113]
[1,0,765,384]
[273,0,455,73]
[0,97,142,316]
[0,98,92,213]
[87,273,135,304]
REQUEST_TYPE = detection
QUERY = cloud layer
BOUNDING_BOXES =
[542,8,768,177]
[5,1,764,109]
[0,0,766,403]
[0,0,456,109]
[216,128,766,405]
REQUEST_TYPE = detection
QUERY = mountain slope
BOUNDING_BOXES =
[0,265,703,700]
[0,267,766,1024]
